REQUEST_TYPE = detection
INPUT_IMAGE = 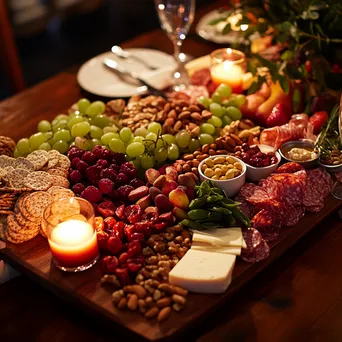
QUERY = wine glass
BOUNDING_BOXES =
[155,0,195,91]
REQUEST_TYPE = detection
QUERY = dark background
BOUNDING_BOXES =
[1,0,212,100]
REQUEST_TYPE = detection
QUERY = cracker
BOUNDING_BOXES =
[47,150,61,169]
[3,170,26,188]
[14,168,31,178]
[40,219,47,238]
[47,185,67,194]
[24,191,52,219]
[47,167,68,178]
[26,150,49,171]
[50,188,74,202]
[0,155,14,168]
[50,175,69,188]
[65,214,87,222]
[57,154,71,170]
[7,213,39,235]
[0,187,33,193]
[15,210,31,227]
[5,224,39,244]
[0,215,7,241]
[4,166,15,173]
[0,210,13,214]
[12,157,34,171]
[24,171,53,191]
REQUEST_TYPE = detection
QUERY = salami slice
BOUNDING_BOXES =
[240,228,270,263]
[190,68,211,86]
[239,183,260,199]
[235,195,258,218]
[306,202,324,213]
[251,209,281,242]
[335,171,342,183]
[275,162,305,174]
[279,204,305,227]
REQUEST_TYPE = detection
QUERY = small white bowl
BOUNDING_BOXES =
[244,144,281,182]
[318,161,342,173]
[198,155,246,197]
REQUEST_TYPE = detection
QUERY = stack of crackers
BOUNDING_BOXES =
[0,149,74,244]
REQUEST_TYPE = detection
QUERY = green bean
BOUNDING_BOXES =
[209,206,232,215]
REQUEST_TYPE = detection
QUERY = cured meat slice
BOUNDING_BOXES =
[240,228,270,263]
[235,195,258,219]
[293,170,307,187]
[335,171,342,183]
[190,68,211,86]
[306,202,324,213]
[239,183,260,199]
[275,162,304,174]
[251,209,281,242]
[279,204,305,227]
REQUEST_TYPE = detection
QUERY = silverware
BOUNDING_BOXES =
[111,45,158,71]
[103,58,166,98]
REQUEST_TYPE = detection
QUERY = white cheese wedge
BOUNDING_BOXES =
[191,241,241,255]
[169,249,236,294]
[192,227,247,249]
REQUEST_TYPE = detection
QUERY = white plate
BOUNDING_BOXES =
[77,48,177,98]
[196,9,246,45]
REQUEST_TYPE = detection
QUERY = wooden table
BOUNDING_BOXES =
[1,2,342,341]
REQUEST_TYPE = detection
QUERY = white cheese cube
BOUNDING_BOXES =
[192,227,246,249]
[169,249,236,294]
[191,241,241,255]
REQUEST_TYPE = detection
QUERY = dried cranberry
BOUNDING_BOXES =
[128,232,144,242]
[98,201,116,217]
[127,247,139,258]
[85,165,98,181]
[108,189,119,201]
[127,256,145,265]
[100,168,117,182]
[120,162,138,178]
[101,256,118,273]
[153,222,169,231]
[107,236,123,255]
[111,152,125,165]
[68,147,85,160]
[124,205,143,223]
[124,224,135,239]
[77,160,89,176]
[116,173,130,187]
[141,211,159,223]
[98,178,114,194]
[127,240,141,255]
[97,230,109,251]
[115,204,125,219]
[117,185,134,202]
[109,163,120,172]
[72,183,85,195]
[115,268,131,286]
[127,263,142,273]
[113,221,125,240]
[71,157,81,169]
[81,186,102,203]
[129,178,145,189]
[134,221,151,233]
[82,151,97,165]
[119,252,129,264]
[104,217,117,232]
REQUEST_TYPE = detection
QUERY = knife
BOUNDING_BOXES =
[103,58,166,99]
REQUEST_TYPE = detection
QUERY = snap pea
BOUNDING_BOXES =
[209,206,232,215]
[189,197,207,210]
[230,207,251,227]
[188,209,210,221]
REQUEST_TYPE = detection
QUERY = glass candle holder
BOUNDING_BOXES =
[43,197,99,272]
[210,48,247,94]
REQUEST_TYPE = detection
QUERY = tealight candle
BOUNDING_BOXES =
[49,220,99,270]
[43,197,99,272]
[210,48,247,94]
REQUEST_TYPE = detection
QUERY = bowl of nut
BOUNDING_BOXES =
[318,149,342,172]
[198,155,246,197]
[233,143,281,182]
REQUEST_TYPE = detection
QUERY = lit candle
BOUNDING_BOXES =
[48,220,99,270]
[211,61,244,94]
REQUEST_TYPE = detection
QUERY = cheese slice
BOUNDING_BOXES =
[191,241,241,255]
[169,249,236,294]
[192,228,247,249]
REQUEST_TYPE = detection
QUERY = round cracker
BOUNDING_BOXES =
[47,167,68,178]
[24,171,53,191]
[4,170,26,188]
[7,213,39,235]
[12,157,34,171]
[26,150,49,170]
[50,197,80,217]
[65,214,87,222]
[0,155,14,168]
[50,175,70,188]
[25,191,53,219]
[5,225,39,244]
[57,154,71,170]
[47,150,61,169]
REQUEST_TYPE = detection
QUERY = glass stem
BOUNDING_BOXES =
[172,39,182,65]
